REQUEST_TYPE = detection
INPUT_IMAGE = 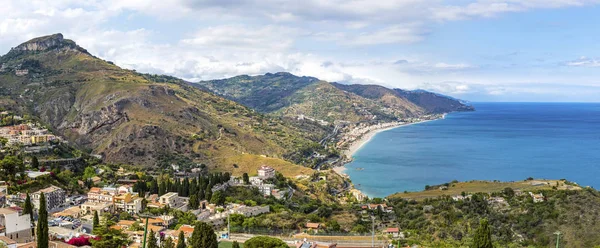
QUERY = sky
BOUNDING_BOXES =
[1,0,600,102]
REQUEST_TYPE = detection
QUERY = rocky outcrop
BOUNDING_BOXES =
[66,100,129,135]
[7,33,89,56]
[14,34,66,52]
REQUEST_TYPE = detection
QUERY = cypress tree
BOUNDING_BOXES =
[31,156,39,169]
[23,193,34,223]
[93,210,100,228]
[147,229,159,248]
[36,192,49,248]
[190,178,197,196]
[163,237,175,248]
[190,222,217,248]
[151,178,159,195]
[189,194,199,209]
[159,179,166,196]
[198,186,205,201]
[182,178,190,197]
[176,231,186,248]
[205,184,212,202]
[242,173,250,185]
[472,219,493,248]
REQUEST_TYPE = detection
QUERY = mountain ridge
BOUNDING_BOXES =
[195,73,473,123]
[0,34,330,169]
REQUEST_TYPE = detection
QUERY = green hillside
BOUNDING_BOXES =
[196,73,425,123]
[0,34,329,168]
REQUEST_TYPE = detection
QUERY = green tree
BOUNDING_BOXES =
[205,185,213,202]
[31,156,40,169]
[176,231,186,248]
[93,211,100,228]
[0,155,21,182]
[232,241,240,248]
[90,224,129,248]
[472,219,493,248]
[162,237,175,248]
[189,222,217,248]
[210,190,224,205]
[23,193,34,225]
[83,166,96,179]
[147,229,159,248]
[36,192,49,248]
[119,211,132,220]
[244,236,287,248]
[242,173,250,185]
[189,194,199,209]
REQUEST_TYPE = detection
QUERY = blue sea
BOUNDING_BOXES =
[345,102,600,197]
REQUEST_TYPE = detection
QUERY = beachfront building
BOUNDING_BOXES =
[31,186,66,212]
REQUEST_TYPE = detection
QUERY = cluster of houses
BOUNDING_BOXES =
[229,166,289,199]
[0,166,298,247]
[0,123,58,146]
[336,121,405,149]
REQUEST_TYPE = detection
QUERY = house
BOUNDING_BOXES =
[257,184,274,196]
[164,224,194,243]
[0,236,17,248]
[52,206,83,219]
[529,192,545,203]
[386,227,401,238]
[113,193,143,214]
[17,241,77,248]
[87,187,115,203]
[257,166,276,179]
[351,189,366,202]
[230,205,270,217]
[90,176,102,185]
[0,208,33,243]
[117,185,133,194]
[159,192,180,207]
[15,69,28,76]
[305,222,321,232]
[452,194,472,201]
[81,201,114,215]
[32,186,66,212]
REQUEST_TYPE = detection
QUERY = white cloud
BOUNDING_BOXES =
[1,0,600,102]
[181,25,300,51]
[565,56,600,67]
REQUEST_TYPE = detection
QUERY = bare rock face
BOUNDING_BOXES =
[9,33,89,55]
[65,99,130,135]
[14,34,65,52]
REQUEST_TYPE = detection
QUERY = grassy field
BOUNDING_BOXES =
[389,179,581,200]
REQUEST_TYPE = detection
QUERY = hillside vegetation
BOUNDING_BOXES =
[196,73,474,124]
[0,34,328,169]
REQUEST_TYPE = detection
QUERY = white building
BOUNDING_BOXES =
[257,184,274,196]
[159,192,180,207]
[257,166,275,179]
[0,208,33,243]
[32,186,66,212]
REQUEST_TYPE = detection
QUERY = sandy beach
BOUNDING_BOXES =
[343,124,402,159]
[343,118,442,159]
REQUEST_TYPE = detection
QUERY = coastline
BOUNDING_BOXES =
[343,117,443,162]
[332,115,445,197]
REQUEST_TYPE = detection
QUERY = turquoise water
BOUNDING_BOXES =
[345,102,600,197]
